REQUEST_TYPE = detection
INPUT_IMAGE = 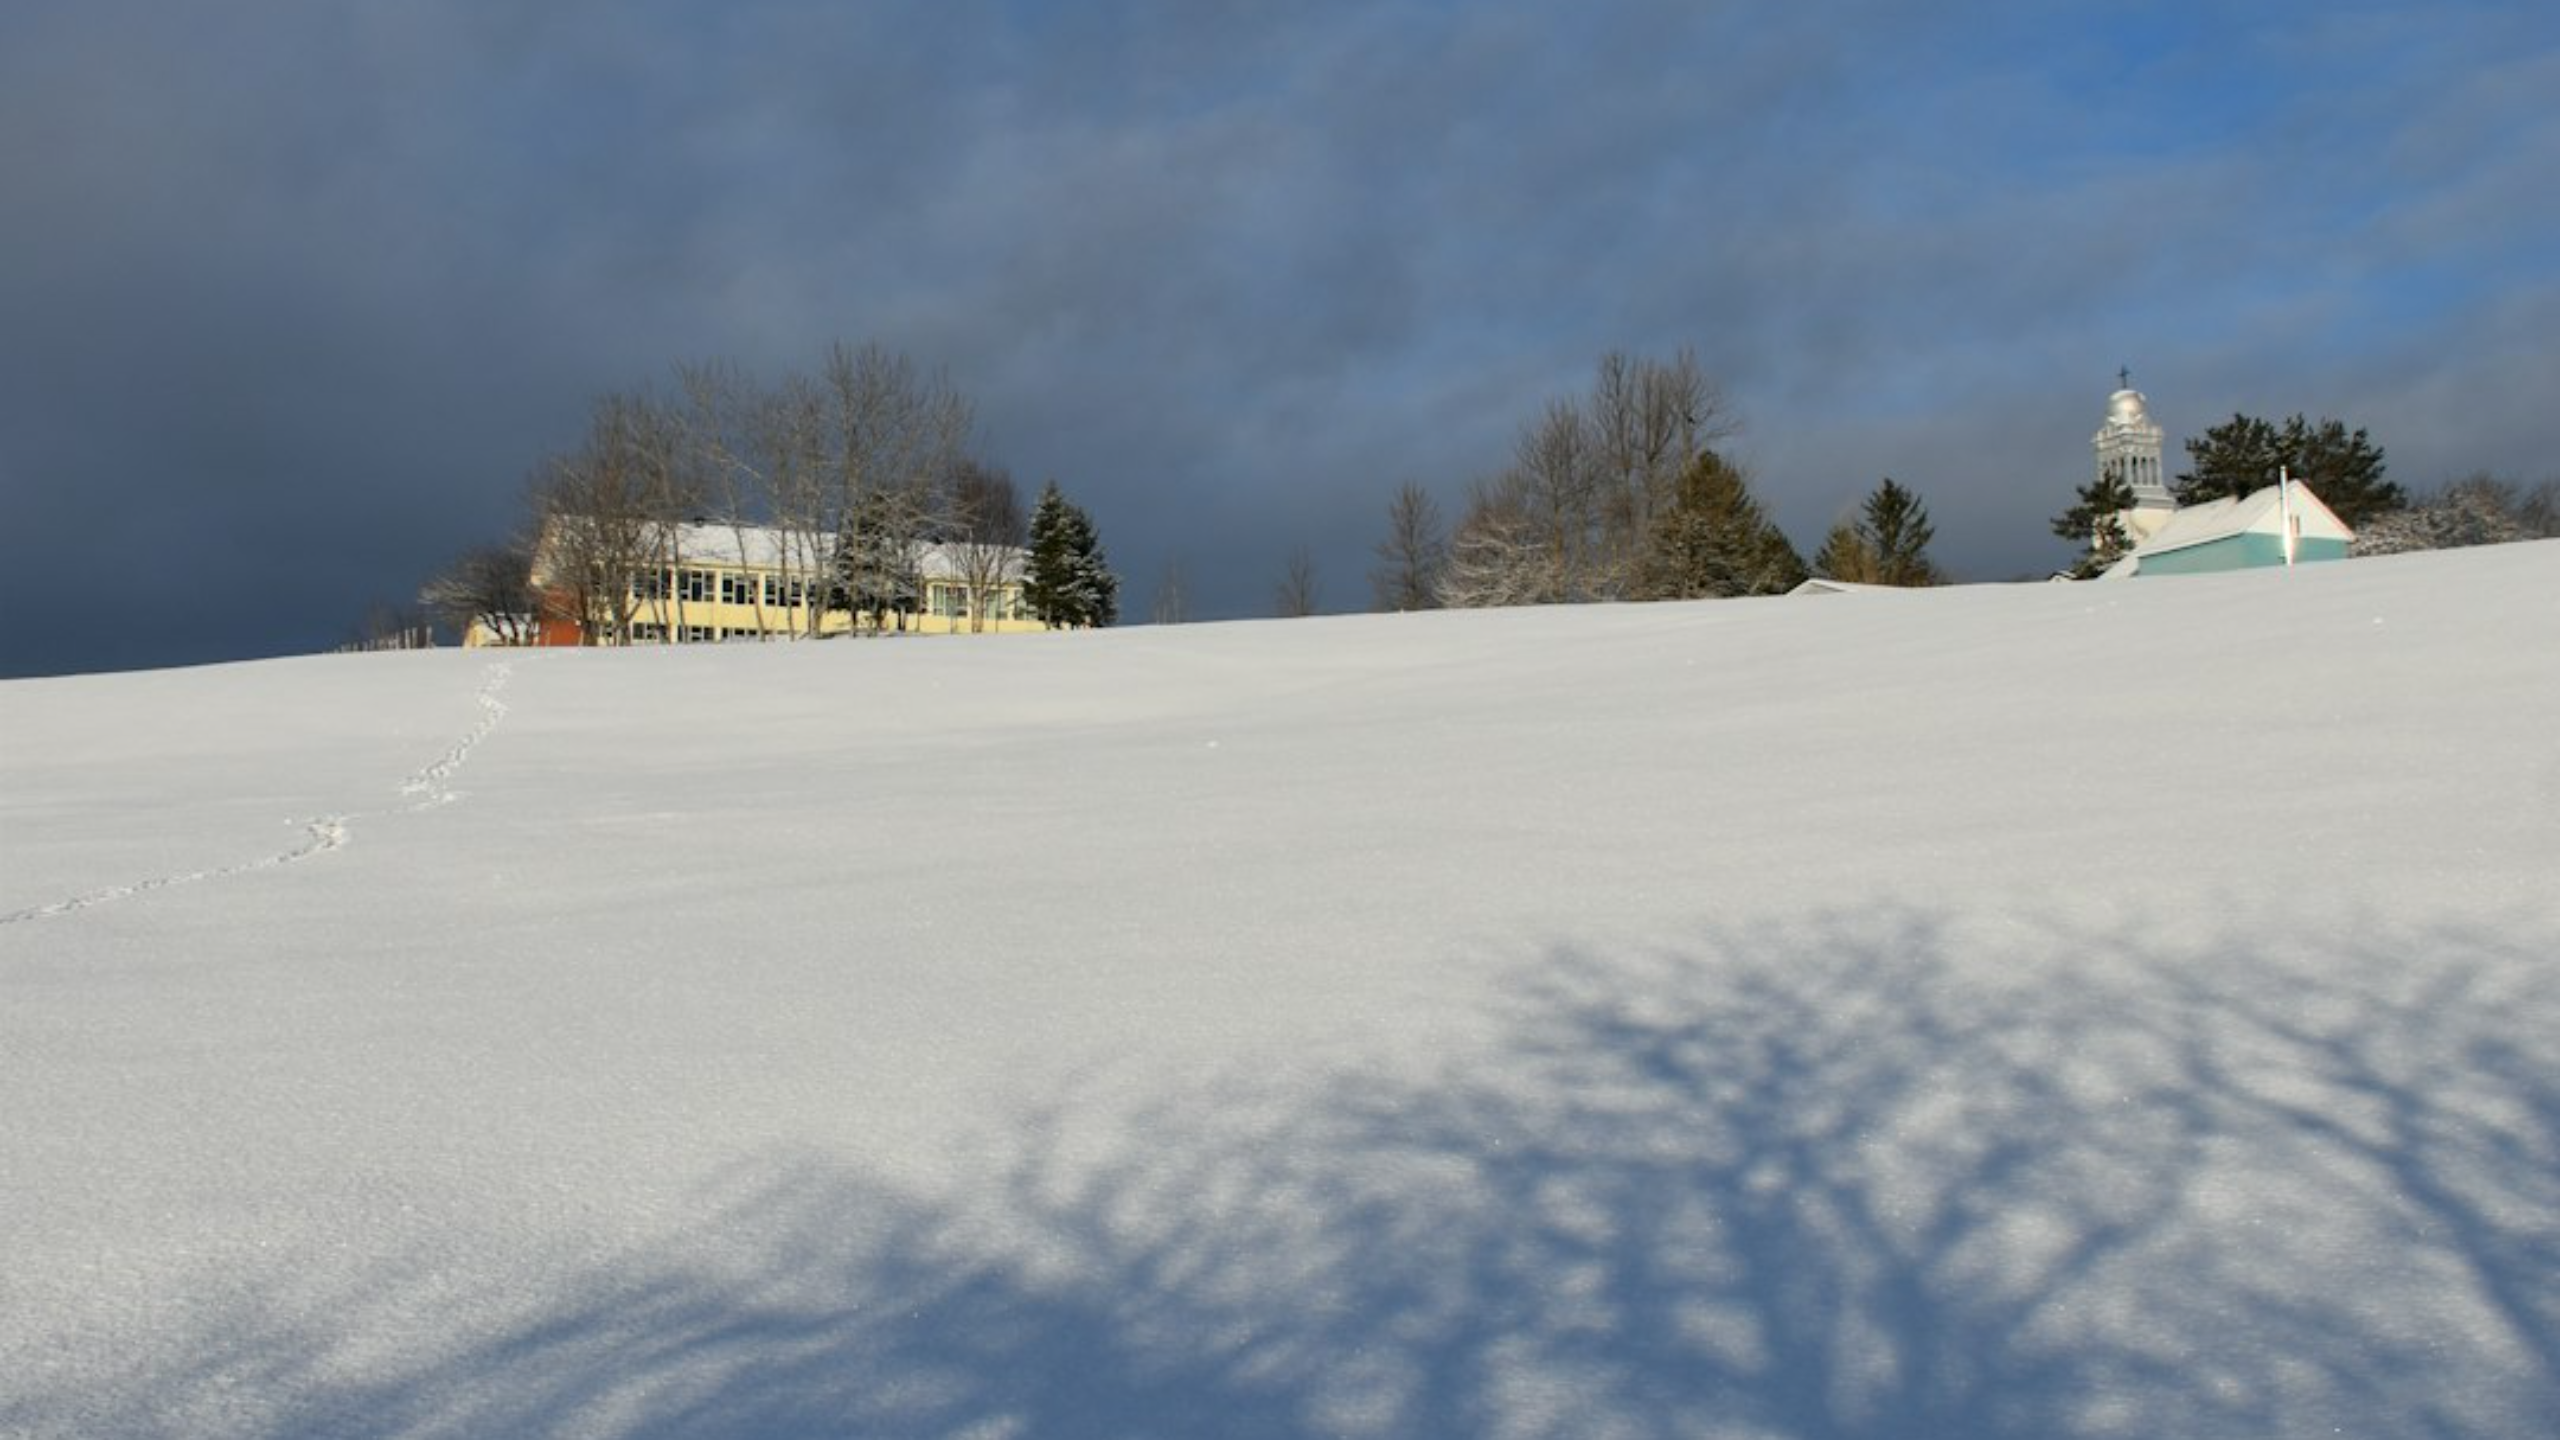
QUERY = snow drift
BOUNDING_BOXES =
[4,543,2556,1439]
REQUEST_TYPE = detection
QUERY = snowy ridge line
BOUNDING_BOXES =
[0,663,513,927]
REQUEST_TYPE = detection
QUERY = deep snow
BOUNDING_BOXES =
[3,544,2556,1439]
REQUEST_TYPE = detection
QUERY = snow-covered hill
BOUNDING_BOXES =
[5,544,2556,1439]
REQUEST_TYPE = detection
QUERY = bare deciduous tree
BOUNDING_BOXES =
[1370,482,1448,612]
[529,395,680,645]
[680,360,788,639]
[1434,348,1738,609]
[1590,348,1732,598]
[418,540,537,645]
[2519,476,2560,535]
[755,374,836,636]
[1438,474,1552,609]
[824,342,972,634]
[1274,545,1322,619]
[2352,472,2560,556]
[619,389,710,642]
[948,459,1026,632]
[1148,559,1190,626]
[1514,398,1606,602]
[504,339,985,645]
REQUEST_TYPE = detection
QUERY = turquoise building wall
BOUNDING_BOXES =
[2139,533,2351,576]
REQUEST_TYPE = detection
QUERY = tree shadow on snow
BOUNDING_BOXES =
[11,907,2556,1439]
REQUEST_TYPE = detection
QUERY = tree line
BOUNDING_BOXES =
[421,346,2555,645]
[1365,367,2558,614]
[420,342,1117,644]
[1359,349,1943,615]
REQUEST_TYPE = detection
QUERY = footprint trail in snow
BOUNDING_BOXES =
[0,663,513,926]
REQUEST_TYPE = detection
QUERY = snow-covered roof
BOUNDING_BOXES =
[557,519,1022,583]
[2129,482,2353,560]
[662,520,816,571]
[1788,577,1899,595]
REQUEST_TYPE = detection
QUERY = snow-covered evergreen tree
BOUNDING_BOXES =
[1024,481,1119,628]
[1065,501,1119,627]
[1023,483,1076,626]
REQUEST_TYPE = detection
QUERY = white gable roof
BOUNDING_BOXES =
[664,521,820,571]
[662,522,1018,582]
[539,517,1027,585]
[2129,482,2352,557]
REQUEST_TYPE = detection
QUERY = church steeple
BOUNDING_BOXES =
[2094,373,2174,512]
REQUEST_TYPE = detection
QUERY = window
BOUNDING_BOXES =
[631,569,669,601]
[681,625,715,643]
[630,622,665,641]
[678,569,713,603]
[720,572,758,606]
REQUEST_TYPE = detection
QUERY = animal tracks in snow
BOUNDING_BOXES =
[0,663,512,926]
[398,663,512,811]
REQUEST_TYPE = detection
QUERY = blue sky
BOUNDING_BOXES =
[3,0,2554,674]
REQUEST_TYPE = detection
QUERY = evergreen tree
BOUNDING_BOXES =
[2177,413,2404,525]
[1643,450,1806,598]
[1023,481,1119,629]
[2174,413,2283,508]
[1071,506,1120,627]
[2285,415,2402,525]
[1023,482,1077,626]
[1866,478,1941,585]
[1812,522,1879,583]
[2049,469,2137,580]
[1818,477,1942,585]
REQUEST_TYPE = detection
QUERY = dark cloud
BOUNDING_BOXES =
[4,0,2554,674]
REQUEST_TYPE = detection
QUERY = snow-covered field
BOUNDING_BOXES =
[4,544,2556,1440]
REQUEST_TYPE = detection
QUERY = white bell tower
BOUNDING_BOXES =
[2095,370,2178,540]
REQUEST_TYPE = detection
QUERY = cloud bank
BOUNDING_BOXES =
[4,0,2554,672]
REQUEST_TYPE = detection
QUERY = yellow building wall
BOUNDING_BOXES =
[616,565,1049,642]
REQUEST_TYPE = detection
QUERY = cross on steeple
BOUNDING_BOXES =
[2118,365,2132,390]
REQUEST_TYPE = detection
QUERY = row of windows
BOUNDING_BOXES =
[627,568,1024,620]
[626,623,769,643]
[613,604,1033,643]
[927,585,1028,621]
[630,569,815,608]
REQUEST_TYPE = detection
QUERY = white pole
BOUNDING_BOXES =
[2278,464,2298,567]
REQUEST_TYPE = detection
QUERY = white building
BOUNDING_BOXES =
[2101,482,2355,579]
